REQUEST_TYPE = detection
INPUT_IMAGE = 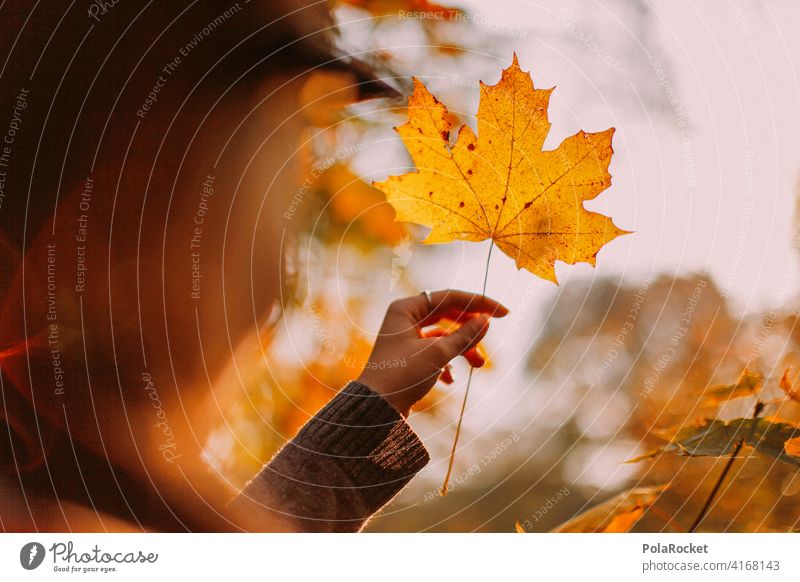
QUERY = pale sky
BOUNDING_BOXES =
[352,0,800,313]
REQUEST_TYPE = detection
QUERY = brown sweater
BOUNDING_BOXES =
[0,375,427,531]
[232,382,430,532]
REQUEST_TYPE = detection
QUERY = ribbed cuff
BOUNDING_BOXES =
[236,381,430,531]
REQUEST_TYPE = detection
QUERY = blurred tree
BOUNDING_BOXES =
[526,274,800,532]
[202,0,472,487]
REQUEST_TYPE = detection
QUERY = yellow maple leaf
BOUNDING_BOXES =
[374,55,628,283]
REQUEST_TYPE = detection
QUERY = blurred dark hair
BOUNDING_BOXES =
[0,0,394,247]
[0,1,397,527]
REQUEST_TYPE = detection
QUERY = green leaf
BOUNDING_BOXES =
[627,418,800,468]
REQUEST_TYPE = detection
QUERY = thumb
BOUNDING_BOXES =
[435,315,490,363]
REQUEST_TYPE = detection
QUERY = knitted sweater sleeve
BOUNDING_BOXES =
[231,381,430,532]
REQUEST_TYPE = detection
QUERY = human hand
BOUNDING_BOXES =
[356,289,508,416]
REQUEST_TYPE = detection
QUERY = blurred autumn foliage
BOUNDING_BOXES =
[523,273,800,532]
[201,0,800,534]
[335,0,460,16]
[204,0,461,486]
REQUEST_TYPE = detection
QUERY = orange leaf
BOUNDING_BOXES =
[323,164,408,246]
[702,368,761,404]
[300,71,358,127]
[785,436,800,458]
[780,369,800,403]
[603,508,645,533]
[552,485,667,533]
[335,0,461,18]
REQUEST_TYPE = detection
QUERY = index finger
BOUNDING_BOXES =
[418,289,508,327]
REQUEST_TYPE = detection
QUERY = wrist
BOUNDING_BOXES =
[355,374,411,417]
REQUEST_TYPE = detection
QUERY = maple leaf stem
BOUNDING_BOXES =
[440,240,495,497]
[687,443,740,533]
[440,366,476,497]
[688,400,765,532]
[480,239,495,296]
